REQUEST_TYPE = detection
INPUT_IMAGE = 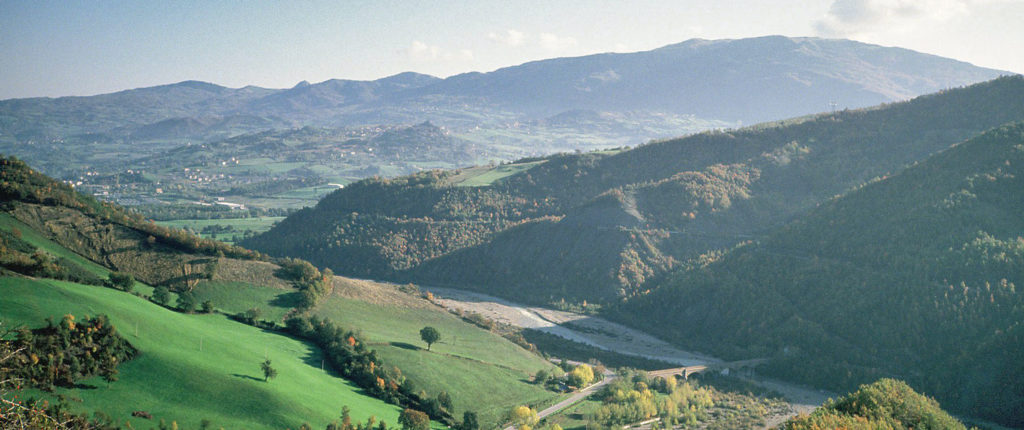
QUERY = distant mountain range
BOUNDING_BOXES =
[0,36,1009,144]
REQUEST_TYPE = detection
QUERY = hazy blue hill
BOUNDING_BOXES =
[619,122,1024,426]
[403,36,1008,123]
[247,72,441,119]
[0,80,277,141]
[1,36,1007,146]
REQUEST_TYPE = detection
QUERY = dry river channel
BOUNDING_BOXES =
[426,286,830,429]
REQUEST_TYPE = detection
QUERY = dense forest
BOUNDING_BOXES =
[619,123,1024,426]
[247,76,1024,305]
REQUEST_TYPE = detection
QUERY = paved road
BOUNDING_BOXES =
[503,374,616,430]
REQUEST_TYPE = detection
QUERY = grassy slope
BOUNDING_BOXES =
[107,268,563,427]
[0,213,108,278]
[0,277,406,430]
[314,280,560,426]
[191,280,299,322]
[1,179,559,427]
[0,212,164,298]
[450,161,545,187]
[154,216,285,244]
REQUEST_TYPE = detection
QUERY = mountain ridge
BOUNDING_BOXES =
[1,36,1009,134]
[245,76,1024,305]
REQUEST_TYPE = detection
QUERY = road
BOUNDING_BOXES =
[504,374,616,430]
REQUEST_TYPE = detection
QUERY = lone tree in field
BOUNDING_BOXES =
[261,359,277,382]
[419,326,440,351]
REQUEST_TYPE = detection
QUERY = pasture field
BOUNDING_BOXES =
[314,286,561,426]
[1,212,561,428]
[448,160,546,187]
[191,280,299,323]
[154,216,284,243]
[0,277,409,430]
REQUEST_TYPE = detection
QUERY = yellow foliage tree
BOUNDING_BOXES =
[508,405,539,430]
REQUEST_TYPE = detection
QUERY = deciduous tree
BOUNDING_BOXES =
[419,326,440,351]
[261,359,277,382]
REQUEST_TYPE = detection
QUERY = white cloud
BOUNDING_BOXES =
[405,40,473,62]
[815,0,979,37]
[487,29,526,47]
[538,33,578,51]
[407,40,441,60]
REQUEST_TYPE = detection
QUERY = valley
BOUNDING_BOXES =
[2,22,1019,430]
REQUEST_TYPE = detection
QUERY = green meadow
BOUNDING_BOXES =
[449,161,545,187]
[314,293,561,426]
[1,211,561,428]
[0,277,408,430]
[154,216,285,244]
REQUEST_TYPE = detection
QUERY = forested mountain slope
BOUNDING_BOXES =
[247,76,1024,304]
[618,122,1024,426]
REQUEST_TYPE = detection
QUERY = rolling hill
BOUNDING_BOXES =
[246,76,1024,306]
[0,156,560,428]
[619,122,1024,426]
[0,36,1008,199]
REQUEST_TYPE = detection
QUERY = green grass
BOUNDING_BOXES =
[0,212,162,296]
[192,280,298,322]
[0,213,109,278]
[315,295,560,426]
[1,212,560,428]
[372,344,558,426]
[0,277,407,430]
[543,399,601,430]
[450,161,545,187]
[272,185,338,201]
[154,217,284,243]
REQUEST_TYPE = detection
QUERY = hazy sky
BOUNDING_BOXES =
[1,0,1022,99]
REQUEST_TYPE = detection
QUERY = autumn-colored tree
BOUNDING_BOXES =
[507,405,539,430]
[567,363,594,388]
[398,409,429,430]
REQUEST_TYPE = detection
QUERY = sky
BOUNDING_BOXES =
[1,0,1022,99]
